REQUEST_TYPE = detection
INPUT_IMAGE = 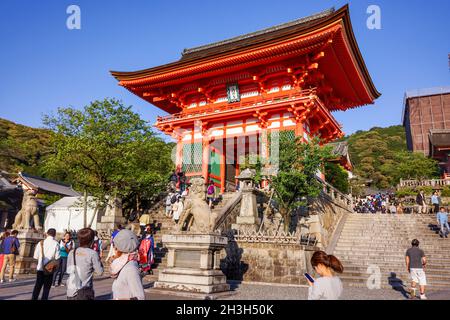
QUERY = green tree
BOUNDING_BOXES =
[0,118,52,175]
[324,162,349,194]
[271,136,332,232]
[42,98,174,225]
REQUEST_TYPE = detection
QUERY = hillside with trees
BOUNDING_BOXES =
[0,118,52,175]
[345,125,440,189]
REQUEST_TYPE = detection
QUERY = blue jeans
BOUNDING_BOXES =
[52,256,68,285]
[439,222,449,236]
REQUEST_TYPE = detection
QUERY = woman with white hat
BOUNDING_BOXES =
[109,229,145,300]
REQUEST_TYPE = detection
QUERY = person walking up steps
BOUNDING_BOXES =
[405,239,427,300]
[437,207,449,238]
[307,251,344,300]
[431,191,440,214]
[416,191,427,214]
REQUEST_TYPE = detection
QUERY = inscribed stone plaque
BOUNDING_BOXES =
[174,250,201,268]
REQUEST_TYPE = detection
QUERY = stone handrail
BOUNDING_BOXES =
[213,192,242,232]
[316,176,353,212]
[398,178,450,188]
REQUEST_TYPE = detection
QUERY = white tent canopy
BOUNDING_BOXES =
[45,196,102,232]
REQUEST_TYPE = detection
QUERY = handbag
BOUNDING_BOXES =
[41,241,60,275]
[72,248,95,300]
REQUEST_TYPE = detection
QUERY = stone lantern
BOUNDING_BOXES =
[232,169,260,231]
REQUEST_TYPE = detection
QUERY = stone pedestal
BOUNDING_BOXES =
[15,230,45,274]
[154,233,230,294]
[96,197,126,233]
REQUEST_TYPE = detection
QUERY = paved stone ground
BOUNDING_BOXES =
[0,275,449,300]
[223,283,450,300]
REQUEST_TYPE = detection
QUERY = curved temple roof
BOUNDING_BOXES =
[111,4,380,112]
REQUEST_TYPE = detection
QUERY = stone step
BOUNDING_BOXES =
[336,254,450,263]
[341,271,450,282]
[334,244,450,250]
[339,275,450,289]
[342,265,450,275]
[335,252,450,260]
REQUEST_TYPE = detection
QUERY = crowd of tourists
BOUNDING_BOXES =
[354,190,447,215]
[0,224,155,300]
[353,192,400,213]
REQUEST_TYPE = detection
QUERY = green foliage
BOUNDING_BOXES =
[271,136,332,231]
[238,154,263,185]
[442,186,450,197]
[324,162,349,194]
[0,118,52,175]
[41,98,174,207]
[395,188,417,198]
[346,125,440,188]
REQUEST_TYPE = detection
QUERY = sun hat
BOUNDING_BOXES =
[113,229,140,253]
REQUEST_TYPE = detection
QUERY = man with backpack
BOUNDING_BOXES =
[0,229,20,283]
[31,228,60,300]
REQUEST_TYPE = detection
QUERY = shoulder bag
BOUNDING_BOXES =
[41,241,60,275]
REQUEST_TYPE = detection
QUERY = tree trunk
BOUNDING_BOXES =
[83,189,88,228]
[87,202,99,228]
[280,207,291,233]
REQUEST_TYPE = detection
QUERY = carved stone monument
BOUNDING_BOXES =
[11,187,45,274]
[232,169,260,232]
[153,177,231,297]
[96,197,126,234]
[12,189,41,230]
[176,177,217,233]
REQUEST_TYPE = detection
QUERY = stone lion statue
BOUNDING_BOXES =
[13,188,41,230]
[177,177,218,233]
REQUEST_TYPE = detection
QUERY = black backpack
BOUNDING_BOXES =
[170,194,177,204]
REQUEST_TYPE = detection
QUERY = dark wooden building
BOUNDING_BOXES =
[403,87,450,177]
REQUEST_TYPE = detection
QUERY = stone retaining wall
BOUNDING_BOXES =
[220,240,315,285]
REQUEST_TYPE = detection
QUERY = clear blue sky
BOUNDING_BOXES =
[0,0,449,138]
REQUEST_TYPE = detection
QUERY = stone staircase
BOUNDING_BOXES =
[333,214,450,290]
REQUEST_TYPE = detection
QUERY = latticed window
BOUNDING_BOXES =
[182,142,203,174]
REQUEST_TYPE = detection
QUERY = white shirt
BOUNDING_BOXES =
[173,201,184,220]
[308,276,343,300]
[33,236,60,271]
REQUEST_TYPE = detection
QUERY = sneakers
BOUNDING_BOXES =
[9,279,16,282]
[420,294,428,300]
[60,283,65,287]
[0,279,4,283]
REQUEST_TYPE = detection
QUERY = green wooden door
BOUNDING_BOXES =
[209,149,221,187]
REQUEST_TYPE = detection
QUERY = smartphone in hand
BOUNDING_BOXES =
[304,273,315,283]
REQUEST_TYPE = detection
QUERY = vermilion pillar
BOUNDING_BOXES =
[176,138,183,172]
[202,135,209,183]
[295,120,304,138]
